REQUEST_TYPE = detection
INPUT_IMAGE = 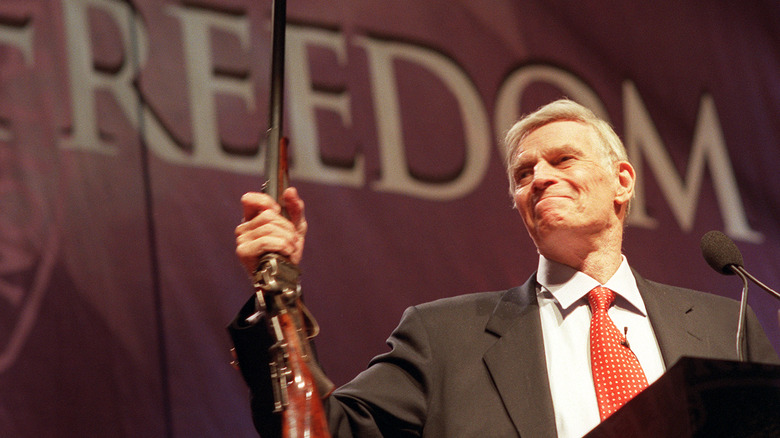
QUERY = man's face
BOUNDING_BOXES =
[510,120,624,247]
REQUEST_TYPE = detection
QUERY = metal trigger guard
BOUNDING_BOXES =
[250,253,320,340]
[254,253,300,299]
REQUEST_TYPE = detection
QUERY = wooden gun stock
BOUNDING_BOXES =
[253,254,334,438]
[274,305,332,437]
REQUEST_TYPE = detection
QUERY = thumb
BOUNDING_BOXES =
[282,187,307,235]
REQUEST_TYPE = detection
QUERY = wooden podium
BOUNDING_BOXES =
[584,357,780,437]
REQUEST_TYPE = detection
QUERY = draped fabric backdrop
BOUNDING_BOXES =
[0,1,778,436]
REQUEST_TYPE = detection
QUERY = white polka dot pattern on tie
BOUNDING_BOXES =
[588,286,649,420]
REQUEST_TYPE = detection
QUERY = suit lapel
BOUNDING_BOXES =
[483,276,557,438]
[634,271,703,368]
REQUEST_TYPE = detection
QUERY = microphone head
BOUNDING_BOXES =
[700,230,744,275]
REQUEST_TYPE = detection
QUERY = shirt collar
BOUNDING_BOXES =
[536,254,647,316]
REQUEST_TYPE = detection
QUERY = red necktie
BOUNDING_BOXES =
[588,286,648,420]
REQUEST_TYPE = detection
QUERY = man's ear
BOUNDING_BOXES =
[615,161,635,206]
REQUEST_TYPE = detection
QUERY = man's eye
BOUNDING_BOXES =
[514,168,532,184]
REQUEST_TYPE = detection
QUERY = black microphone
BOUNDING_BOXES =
[700,230,744,275]
[700,230,780,362]
[701,230,780,299]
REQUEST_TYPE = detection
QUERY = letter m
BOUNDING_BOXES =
[623,82,762,243]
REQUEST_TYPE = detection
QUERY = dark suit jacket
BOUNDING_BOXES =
[229,272,779,437]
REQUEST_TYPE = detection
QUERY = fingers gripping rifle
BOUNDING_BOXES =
[247,0,334,436]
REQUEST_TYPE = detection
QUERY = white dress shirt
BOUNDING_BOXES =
[536,255,666,438]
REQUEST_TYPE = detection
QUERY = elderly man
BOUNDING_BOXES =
[230,99,778,437]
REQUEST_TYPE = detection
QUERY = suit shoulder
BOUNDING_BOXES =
[640,276,738,307]
[411,290,508,316]
[404,288,517,323]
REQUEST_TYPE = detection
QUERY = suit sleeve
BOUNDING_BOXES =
[227,298,282,437]
[325,306,430,437]
[228,302,432,437]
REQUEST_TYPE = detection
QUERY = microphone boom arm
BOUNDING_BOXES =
[731,264,780,301]
[732,267,749,362]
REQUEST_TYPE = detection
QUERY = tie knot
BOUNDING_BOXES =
[588,286,615,313]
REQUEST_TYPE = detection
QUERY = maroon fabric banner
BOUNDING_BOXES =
[1,1,777,436]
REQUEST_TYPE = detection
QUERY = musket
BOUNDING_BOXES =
[249,0,334,436]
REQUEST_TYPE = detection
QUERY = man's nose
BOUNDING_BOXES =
[531,161,557,190]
